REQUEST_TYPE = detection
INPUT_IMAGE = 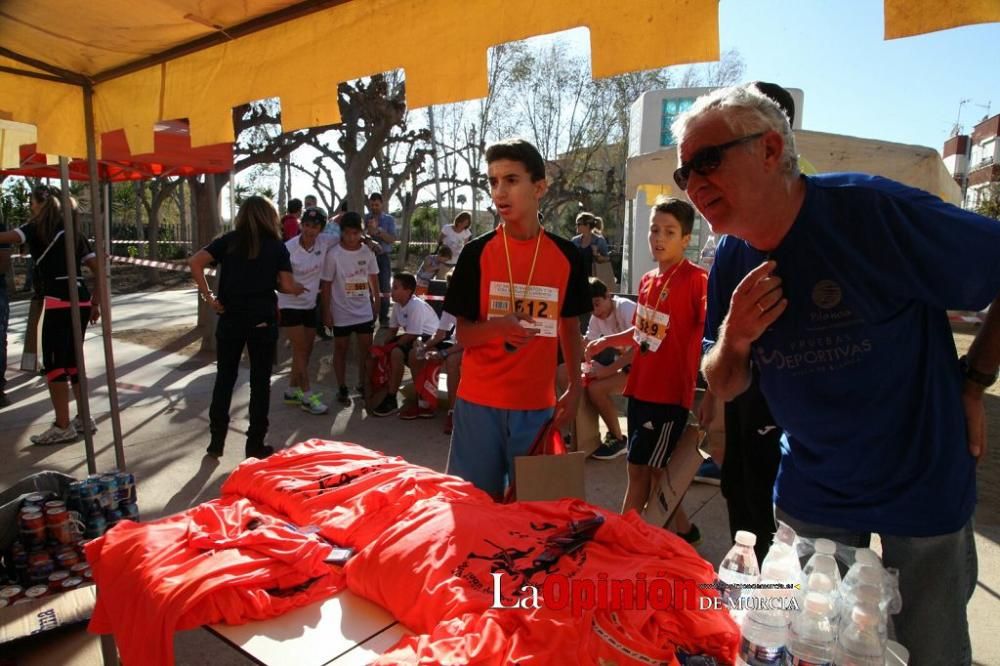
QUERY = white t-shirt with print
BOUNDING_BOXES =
[586,295,638,341]
[278,235,333,310]
[440,224,471,266]
[389,295,440,336]
[322,244,379,326]
[438,311,457,341]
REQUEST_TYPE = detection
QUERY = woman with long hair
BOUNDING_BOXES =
[438,210,472,271]
[0,185,100,444]
[189,196,305,459]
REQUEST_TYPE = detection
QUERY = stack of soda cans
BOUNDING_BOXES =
[1,470,139,607]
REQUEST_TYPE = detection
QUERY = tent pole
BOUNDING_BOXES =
[84,85,126,471]
[57,158,97,474]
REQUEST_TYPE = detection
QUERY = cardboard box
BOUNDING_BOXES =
[0,583,97,645]
[641,425,708,528]
[514,451,588,502]
[572,392,603,458]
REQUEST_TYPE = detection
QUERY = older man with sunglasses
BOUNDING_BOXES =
[674,84,1000,665]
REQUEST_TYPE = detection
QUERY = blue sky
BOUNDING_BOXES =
[716,1,1000,150]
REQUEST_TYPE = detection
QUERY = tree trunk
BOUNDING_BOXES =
[191,173,229,353]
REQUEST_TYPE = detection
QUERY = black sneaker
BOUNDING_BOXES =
[354,384,365,396]
[337,385,351,406]
[0,390,9,409]
[371,394,399,417]
[591,436,627,460]
[693,458,721,486]
[245,444,275,460]
[677,523,702,547]
[206,438,225,458]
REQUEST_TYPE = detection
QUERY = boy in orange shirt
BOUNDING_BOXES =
[586,197,707,544]
[443,139,591,499]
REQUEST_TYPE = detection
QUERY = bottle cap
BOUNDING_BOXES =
[735,530,757,547]
[814,538,836,555]
[854,548,880,567]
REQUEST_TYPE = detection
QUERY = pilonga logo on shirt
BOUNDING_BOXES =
[811,279,842,309]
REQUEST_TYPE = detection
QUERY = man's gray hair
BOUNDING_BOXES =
[671,85,800,178]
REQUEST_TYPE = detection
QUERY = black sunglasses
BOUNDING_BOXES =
[673,132,766,191]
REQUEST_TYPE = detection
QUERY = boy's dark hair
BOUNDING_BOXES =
[300,207,327,230]
[368,192,383,202]
[288,198,303,214]
[436,245,453,259]
[338,199,350,212]
[339,211,363,231]
[588,276,609,300]
[304,194,318,203]
[393,272,417,293]
[749,81,795,125]
[485,139,546,182]
[651,196,696,236]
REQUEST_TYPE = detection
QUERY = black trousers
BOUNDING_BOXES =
[209,313,278,452]
[720,375,782,564]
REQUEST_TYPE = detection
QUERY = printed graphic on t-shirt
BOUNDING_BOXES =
[486,281,559,337]
[633,303,670,352]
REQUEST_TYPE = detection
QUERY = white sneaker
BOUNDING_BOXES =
[72,415,98,434]
[300,392,329,415]
[30,423,78,445]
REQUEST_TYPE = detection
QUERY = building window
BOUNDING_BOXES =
[661,98,695,147]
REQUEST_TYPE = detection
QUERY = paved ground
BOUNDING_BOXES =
[1,289,998,665]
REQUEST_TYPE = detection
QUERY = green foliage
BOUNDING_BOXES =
[974,185,1000,220]
[1,178,32,229]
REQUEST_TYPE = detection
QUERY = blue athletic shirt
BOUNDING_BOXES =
[704,173,1000,536]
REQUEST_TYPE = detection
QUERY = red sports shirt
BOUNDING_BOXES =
[443,228,591,410]
[625,260,708,409]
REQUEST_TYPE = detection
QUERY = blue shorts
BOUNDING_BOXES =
[446,397,554,498]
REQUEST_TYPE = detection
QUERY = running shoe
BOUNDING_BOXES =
[72,414,98,434]
[591,433,627,460]
[370,394,399,417]
[399,404,436,420]
[300,392,329,415]
[693,458,722,486]
[283,387,305,405]
[677,524,702,547]
[30,423,78,445]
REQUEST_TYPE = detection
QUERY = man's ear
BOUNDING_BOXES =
[761,131,785,172]
[534,178,549,199]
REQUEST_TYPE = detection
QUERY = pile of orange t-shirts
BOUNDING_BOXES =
[86,440,738,665]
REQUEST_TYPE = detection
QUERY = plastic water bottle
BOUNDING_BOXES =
[699,233,717,271]
[784,591,835,665]
[414,339,426,360]
[841,549,880,591]
[802,539,842,590]
[833,605,885,666]
[738,587,789,666]
[760,539,802,590]
[718,530,760,621]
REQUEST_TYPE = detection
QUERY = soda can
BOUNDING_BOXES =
[22,493,48,508]
[70,563,91,577]
[47,571,70,592]
[56,551,80,569]
[122,502,140,521]
[20,510,45,531]
[0,598,8,609]
[0,585,23,603]
[98,476,118,510]
[106,508,123,527]
[46,508,74,545]
[23,585,48,601]
[117,472,136,504]
[85,514,107,539]
[78,483,102,516]
[60,577,83,591]
[43,500,67,512]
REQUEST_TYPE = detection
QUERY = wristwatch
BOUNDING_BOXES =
[959,355,998,388]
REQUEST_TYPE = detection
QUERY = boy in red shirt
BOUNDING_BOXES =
[443,139,591,499]
[586,197,707,544]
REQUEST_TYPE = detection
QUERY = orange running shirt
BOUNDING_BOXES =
[443,229,591,410]
[625,260,708,409]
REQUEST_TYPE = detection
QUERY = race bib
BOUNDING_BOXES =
[487,281,558,338]
[345,277,369,298]
[633,303,669,352]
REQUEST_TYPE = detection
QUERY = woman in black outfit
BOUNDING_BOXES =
[189,196,304,459]
[0,186,100,444]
